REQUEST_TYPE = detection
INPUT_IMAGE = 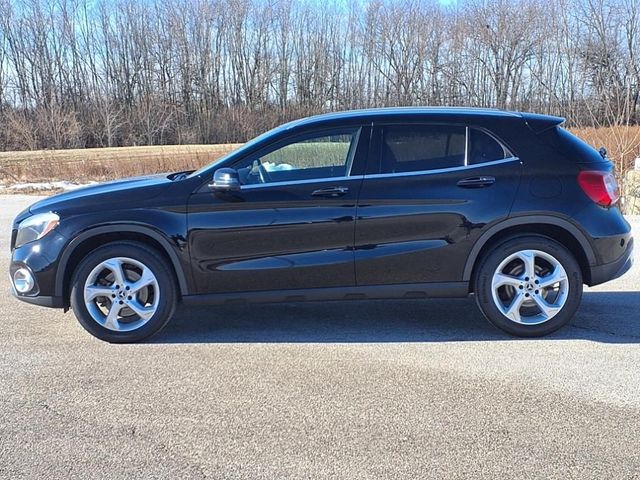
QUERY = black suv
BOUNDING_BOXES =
[10,108,633,342]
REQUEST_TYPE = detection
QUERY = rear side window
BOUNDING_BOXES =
[468,129,511,164]
[381,125,466,173]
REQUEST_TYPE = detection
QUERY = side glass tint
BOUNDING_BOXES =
[468,129,510,164]
[381,125,466,173]
[235,130,359,185]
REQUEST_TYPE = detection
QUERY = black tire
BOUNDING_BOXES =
[70,242,177,343]
[474,235,583,337]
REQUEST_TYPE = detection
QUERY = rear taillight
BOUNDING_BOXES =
[577,170,620,207]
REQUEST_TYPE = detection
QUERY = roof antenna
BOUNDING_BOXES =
[598,147,608,159]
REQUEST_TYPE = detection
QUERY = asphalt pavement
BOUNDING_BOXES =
[1,195,639,479]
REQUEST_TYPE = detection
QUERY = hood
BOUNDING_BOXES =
[29,174,173,214]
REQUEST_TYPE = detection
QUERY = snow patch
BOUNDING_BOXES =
[4,181,97,191]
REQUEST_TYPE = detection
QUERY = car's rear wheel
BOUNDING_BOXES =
[474,235,583,337]
[70,242,177,343]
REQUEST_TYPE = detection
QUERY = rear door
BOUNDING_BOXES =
[354,122,522,286]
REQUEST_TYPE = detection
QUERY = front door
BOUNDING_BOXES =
[188,127,369,294]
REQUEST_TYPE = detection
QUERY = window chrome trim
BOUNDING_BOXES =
[233,156,520,189]
[363,157,520,180]
[464,126,469,166]
[240,175,364,190]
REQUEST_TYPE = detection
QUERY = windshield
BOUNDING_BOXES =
[188,125,286,178]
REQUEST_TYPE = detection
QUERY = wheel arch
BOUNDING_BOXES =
[465,215,596,291]
[56,225,190,303]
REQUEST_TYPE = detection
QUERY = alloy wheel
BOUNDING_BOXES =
[490,249,569,325]
[83,257,160,332]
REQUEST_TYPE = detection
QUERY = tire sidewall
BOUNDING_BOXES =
[475,235,583,337]
[70,242,177,343]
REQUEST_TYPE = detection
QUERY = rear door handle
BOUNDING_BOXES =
[311,186,349,197]
[456,176,496,188]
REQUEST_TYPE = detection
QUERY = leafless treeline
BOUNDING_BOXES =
[0,0,638,151]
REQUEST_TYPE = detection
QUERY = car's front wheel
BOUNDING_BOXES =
[70,242,177,343]
[474,235,583,337]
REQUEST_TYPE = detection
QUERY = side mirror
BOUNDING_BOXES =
[209,168,240,192]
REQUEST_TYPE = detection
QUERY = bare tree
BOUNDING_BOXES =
[0,0,637,155]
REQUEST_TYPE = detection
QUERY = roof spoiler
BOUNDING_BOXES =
[521,112,565,134]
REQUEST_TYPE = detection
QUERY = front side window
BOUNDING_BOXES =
[381,125,466,173]
[235,129,359,185]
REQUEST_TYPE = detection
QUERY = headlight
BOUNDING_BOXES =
[15,212,60,248]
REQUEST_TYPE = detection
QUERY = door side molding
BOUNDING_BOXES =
[183,281,469,305]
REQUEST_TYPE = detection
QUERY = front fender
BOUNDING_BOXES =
[55,223,191,298]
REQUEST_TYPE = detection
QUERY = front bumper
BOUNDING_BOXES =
[589,236,634,286]
[10,231,68,309]
[10,285,66,308]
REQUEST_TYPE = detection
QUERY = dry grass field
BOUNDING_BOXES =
[572,126,640,171]
[0,143,241,187]
[0,126,638,208]
[572,126,640,214]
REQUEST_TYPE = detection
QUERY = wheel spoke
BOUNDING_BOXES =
[84,285,114,302]
[103,258,126,286]
[492,273,522,289]
[516,250,536,279]
[503,292,526,323]
[531,293,561,319]
[127,299,155,320]
[537,266,568,288]
[129,267,156,294]
[104,301,122,330]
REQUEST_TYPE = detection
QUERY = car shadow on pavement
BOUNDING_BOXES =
[149,291,640,344]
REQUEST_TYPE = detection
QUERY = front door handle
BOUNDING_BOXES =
[456,176,496,188]
[311,186,349,197]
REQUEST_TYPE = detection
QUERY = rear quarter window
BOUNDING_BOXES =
[468,129,512,164]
